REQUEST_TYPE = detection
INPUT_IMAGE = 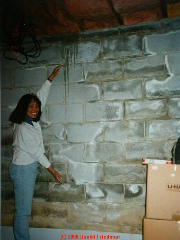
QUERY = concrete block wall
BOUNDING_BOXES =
[1,18,180,234]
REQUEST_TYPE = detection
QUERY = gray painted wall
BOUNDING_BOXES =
[1,17,180,235]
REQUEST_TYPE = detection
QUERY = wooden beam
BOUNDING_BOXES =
[161,0,168,18]
[106,0,124,25]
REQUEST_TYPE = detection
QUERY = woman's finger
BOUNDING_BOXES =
[56,174,63,184]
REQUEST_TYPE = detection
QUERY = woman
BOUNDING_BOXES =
[9,65,63,240]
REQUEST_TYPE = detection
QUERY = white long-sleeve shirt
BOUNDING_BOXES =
[12,80,52,168]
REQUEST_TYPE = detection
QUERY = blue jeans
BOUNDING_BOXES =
[9,161,38,240]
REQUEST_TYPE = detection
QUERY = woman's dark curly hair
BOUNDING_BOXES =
[9,93,42,124]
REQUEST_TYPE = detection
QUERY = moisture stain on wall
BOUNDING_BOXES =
[61,43,78,101]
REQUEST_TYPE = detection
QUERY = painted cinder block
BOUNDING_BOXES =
[67,162,104,184]
[86,183,124,203]
[42,124,65,142]
[29,45,64,64]
[144,30,180,54]
[105,163,146,184]
[125,99,167,120]
[124,184,146,204]
[124,55,166,78]
[48,183,85,202]
[67,83,100,103]
[13,67,47,87]
[145,119,180,139]
[168,98,180,118]
[48,103,83,123]
[68,202,105,223]
[84,60,123,82]
[67,123,104,143]
[125,141,166,161]
[103,79,142,101]
[103,35,143,58]
[49,143,84,163]
[105,203,145,226]
[1,88,29,107]
[145,76,180,98]
[166,52,180,75]
[86,101,123,122]
[85,142,124,163]
[34,182,49,200]
[74,41,101,62]
[104,121,144,142]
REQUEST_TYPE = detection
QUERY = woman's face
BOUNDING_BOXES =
[26,99,39,119]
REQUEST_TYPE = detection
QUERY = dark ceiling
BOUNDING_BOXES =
[1,0,180,38]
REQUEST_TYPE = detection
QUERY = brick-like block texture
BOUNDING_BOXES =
[84,60,123,82]
[125,99,167,119]
[145,76,180,98]
[1,21,180,234]
[144,30,180,54]
[103,35,143,58]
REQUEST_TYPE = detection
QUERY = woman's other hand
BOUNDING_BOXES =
[48,166,64,184]
[52,169,64,184]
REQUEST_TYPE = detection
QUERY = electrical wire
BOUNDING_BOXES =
[1,6,41,65]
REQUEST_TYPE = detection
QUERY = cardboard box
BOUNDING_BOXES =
[146,164,180,220]
[143,218,180,240]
